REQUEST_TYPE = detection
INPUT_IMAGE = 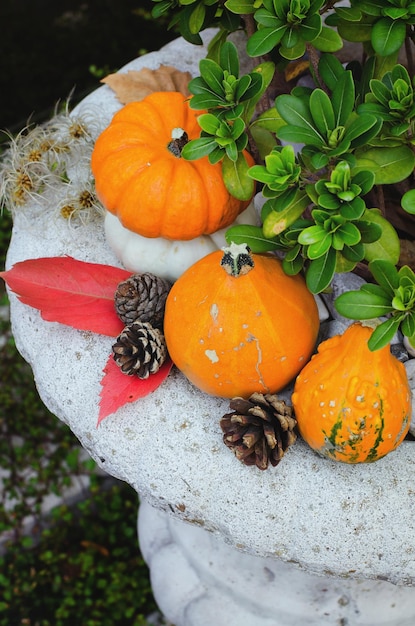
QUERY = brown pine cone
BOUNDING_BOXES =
[220,392,297,470]
[112,321,167,379]
[114,273,172,329]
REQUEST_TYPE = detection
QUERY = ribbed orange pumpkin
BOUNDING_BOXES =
[292,322,411,464]
[91,91,253,241]
[164,243,320,398]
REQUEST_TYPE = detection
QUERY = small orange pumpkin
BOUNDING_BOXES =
[164,242,320,398]
[292,322,411,464]
[91,91,253,241]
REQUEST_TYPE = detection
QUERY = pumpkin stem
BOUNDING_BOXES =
[221,242,254,277]
[167,128,189,158]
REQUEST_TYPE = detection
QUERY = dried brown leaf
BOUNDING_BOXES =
[101,65,192,104]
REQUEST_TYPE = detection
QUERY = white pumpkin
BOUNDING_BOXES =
[104,202,259,282]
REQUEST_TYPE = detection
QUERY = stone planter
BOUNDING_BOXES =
[5,29,415,626]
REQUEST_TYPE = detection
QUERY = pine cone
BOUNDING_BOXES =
[114,273,171,329]
[112,321,167,379]
[220,393,297,470]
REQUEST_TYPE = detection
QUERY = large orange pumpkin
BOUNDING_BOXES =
[292,322,411,464]
[164,243,320,398]
[91,92,253,241]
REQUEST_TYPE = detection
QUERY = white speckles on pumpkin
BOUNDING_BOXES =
[205,349,219,363]
[210,303,219,323]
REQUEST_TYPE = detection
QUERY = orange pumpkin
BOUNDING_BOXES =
[292,322,411,464]
[91,91,253,241]
[164,242,320,398]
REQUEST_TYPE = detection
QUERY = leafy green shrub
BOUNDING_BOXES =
[0,479,157,626]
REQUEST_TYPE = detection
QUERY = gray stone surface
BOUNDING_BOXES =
[6,31,415,587]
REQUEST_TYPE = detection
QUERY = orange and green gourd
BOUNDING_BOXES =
[91,91,254,241]
[164,242,320,398]
[292,322,411,464]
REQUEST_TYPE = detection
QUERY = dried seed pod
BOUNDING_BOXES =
[112,321,167,379]
[114,272,171,329]
[220,393,297,470]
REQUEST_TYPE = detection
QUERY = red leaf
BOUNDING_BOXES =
[0,256,132,336]
[98,355,173,426]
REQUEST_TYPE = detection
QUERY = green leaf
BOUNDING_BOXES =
[369,78,391,107]
[346,113,380,146]
[275,94,315,129]
[311,25,343,52]
[254,6,281,27]
[352,169,375,196]
[334,290,394,319]
[197,113,220,134]
[355,145,415,184]
[262,191,309,236]
[252,107,286,133]
[332,71,355,126]
[283,244,304,275]
[307,232,332,259]
[279,40,307,60]
[298,224,326,245]
[277,124,324,146]
[181,136,218,160]
[360,283,389,299]
[371,17,406,56]
[247,26,286,56]
[401,310,415,338]
[334,6,362,21]
[249,125,278,159]
[362,209,401,264]
[368,258,399,294]
[205,28,228,63]
[189,92,225,109]
[189,2,206,34]
[368,316,402,350]
[401,189,415,214]
[318,53,346,91]
[222,152,255,200]
[225,0,256,14]
[337,18,373,43]
[238,72,263,101]
[356,219,382,243]
[339,197,366,220]
[309,89,335,136]
[341,242,365,263]
[198,59,224,95]
[318,193,340,210]
[336,221,361,246]
[225,225,280,252]
[220,40,240,76]
[242,61,276,122]
[306,248,337,293]
[225,141,239,161]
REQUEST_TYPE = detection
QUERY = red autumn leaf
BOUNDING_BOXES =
[0,256,132,336]
[98,354,173,425]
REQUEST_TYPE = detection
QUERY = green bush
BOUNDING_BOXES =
[0,479,157,625]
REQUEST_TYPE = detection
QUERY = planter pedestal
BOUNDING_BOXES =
[138,500,415,626]
[5,30,415,626]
